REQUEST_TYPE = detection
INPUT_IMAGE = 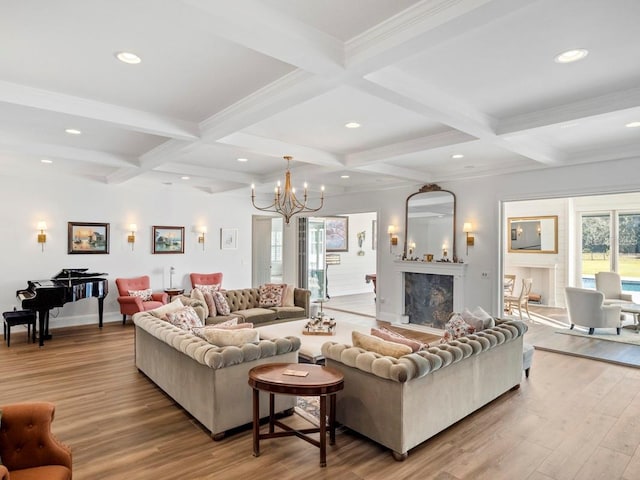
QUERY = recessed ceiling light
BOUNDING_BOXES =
[554,49,589,64]
[344,122,361,129]
[451,154,464,159]
[625,121,640,128]
[341,175,350,179]
[41,159,53,164]
[181,176,190,180]
[115,51,142,64]
[65,128,82,135]
[237,157,248,162]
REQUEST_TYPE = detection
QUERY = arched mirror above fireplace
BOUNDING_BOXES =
[404,184,457,261]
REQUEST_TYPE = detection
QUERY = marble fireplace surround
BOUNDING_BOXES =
[390,260,467,328]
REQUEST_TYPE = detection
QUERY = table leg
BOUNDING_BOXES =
[329,393,336,445]
[269,393,275,434]
[319,395,327,467]
[252,388,260,457]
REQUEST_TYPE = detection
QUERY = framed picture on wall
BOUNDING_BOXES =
[326,216,348,252]
[68,222,110,254]
[221,228,238,250]
[152,226,185,254]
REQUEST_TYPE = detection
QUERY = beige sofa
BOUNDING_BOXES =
[322,320,527,460]
[186,287,310,325]
[133,311,301,439]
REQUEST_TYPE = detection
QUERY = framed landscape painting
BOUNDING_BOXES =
[326,216,348,252]
[153,226,185,254]
[68,222,110,254]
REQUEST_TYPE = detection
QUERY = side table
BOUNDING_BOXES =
[248,363,344,467]
[164,288,184,301]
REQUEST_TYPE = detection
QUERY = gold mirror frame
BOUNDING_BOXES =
[404,184,457,260]
[507,215,558,254]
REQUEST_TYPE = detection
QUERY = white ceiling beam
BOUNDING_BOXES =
[0,141,137,167]
[354,163,433,183]
[497,86,640,135]
[217,132,344,168]
[184,0,344,75]
[155,163,255,185]
[0,81,199,141]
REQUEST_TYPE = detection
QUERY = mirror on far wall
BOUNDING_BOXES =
[508,216,558,254]
[404,184,456,261]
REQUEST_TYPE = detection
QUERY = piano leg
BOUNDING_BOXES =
[98,297,105,328]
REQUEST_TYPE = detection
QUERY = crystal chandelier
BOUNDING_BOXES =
[251,156,324,224]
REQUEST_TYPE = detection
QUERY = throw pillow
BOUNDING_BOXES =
[212,318,238,328]
[259,284,284,307]
[190,289,209,318]
[441,313,475,344]
[166,306,203,330]
[195,283,220,295]
[370,327,425,352]
[282,284,295,307]
[203,292,217,317]
[195,327,259,346]
[192,322,253,338]
[472,306,495,330]
[128,288,152,301]
[148,298,185,321]
[352,330,412,358]
[213,322,254,330]
[213,290,231,315]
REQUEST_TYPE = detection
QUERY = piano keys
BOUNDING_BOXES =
[17,269,108,346]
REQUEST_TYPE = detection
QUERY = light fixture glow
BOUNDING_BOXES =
[237,157,248,162]
[197,225,207,250]
[41,159,53,164]
[128,223,137,250]
[37,221,47,252]
[340,175,350,179]
[116,51,142,64]
[625,121,640,128]
[451,153,464,159]
[65,128,82,135]
[463,222,475,255]
[251,156,324,224]
[345,122,361,129]
[181,176,190,180]
[387,225,398,253]
[554,48,589,64]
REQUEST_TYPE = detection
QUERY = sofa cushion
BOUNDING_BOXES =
[237,308,278,324]
[259,284,284,307]
[196,327,260,346]
[371,326,426,352]
[352,330,412,358]
[270,306,306,320]
[203,292,217,316]
[148,298,185,320]
[282,284,295,307]
[128,288,152,301]
[166,306,203,330]
[213,290,231,315]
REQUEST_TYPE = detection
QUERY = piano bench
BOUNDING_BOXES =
[3,310,36,347]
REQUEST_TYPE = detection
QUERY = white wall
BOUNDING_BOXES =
[1,174,254,326]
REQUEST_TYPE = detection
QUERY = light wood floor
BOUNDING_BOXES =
[3,313,640,479]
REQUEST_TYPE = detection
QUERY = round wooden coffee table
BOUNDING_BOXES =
[248,363,344,467]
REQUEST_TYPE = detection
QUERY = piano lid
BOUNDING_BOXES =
[53,269,108,279]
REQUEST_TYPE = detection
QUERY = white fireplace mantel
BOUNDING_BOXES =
[389,260,468,325]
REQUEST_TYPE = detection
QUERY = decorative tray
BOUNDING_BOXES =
[302,317,337,336]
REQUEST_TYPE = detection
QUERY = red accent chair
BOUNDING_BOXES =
[0,402,72,480]
[190,272,223,289]
[116,276,168,324]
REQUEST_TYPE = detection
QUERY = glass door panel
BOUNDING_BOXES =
[308,218,326,301]
[618,212,640,280]
[581,213,611,286]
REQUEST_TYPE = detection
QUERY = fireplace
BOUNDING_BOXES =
[404,272,453,328]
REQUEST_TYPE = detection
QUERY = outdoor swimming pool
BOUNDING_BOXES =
[582,277,640,292]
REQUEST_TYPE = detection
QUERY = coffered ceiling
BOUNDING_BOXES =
[1,0,638,198]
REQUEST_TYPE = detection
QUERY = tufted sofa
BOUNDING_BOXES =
[133,311,301,439]
[322,320,528,460]
[188,287,310,326]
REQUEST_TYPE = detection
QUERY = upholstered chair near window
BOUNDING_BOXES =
[189,272,223,289]
[116,275,168,324]
[0,402,72,480]
[565,286,622,335]
[504,278,533,321]
[595,271,634,305]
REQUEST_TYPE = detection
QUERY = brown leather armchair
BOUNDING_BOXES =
[189,272,223,289]
[116,275,168,324]
[0,402,72,480]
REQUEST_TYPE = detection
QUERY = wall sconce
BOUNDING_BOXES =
[197,226,207,250]
[387,225,398,253]
[463,222,475,255]
[408,242,416,256]
[37,221,47,252]
[128,223,137,250]
[442,243,448,257]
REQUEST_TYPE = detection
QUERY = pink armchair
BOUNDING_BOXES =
[190,272,223,289]
[0,402,72,480]
[116,276,168,324]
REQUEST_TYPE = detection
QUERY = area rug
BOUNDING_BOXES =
[295,396,320,426]
[555,325,640,346]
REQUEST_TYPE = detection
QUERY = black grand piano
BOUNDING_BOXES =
[17,269,108,346]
